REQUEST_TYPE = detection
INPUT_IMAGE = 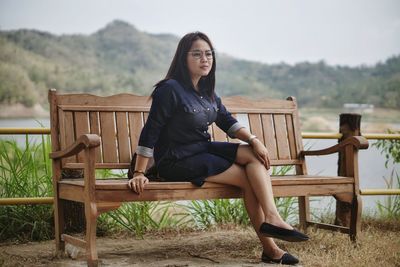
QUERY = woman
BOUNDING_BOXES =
[128,32,308,265]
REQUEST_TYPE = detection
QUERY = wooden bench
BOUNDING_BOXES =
[48,89,368,266]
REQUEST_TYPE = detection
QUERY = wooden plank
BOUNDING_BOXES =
[128,112,143,154]
[57,93,151,107]
[96,187,243,202]
[248,114,265,144]
[59,175,353,190]
[97,202,121,214]
[60,105,295,114]
[62,111,76,163]
[274,114,290,160]
[64,163,130,169]
[56,94,294,111]
[63,159,304,170]
[115,112,131,163]
[285,114,297,160]
[59,184,84,202]
[221,95,296,110]
[99,112,118,163]
[62,234,86,249]
[74,112,89,162]
[306,222,350,234]
[92,183,354,201]
[89,112,102,163]
[143,112,149,123]
[212,123,228,142]
[272,183,354,197]
[60,105,150,112]
[261,114,277,160]
[48,90,64,253]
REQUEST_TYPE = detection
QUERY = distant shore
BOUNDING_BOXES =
[0,104,49,118]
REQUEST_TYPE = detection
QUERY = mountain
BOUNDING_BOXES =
[0,20,399,109]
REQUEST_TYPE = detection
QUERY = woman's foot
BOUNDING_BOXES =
[266,214,293,230]
[261,250,299,265]
[259,222,309,242]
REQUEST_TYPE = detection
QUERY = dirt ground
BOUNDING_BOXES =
[1,222,399,267]
[0,228,279,267]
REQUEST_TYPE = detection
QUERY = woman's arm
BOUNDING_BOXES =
[128,154,150,194]
[235,127,271,170]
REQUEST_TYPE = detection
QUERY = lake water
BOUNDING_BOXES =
[0,118,399,215]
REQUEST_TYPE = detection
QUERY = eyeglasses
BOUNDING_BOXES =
[188,50,214,60]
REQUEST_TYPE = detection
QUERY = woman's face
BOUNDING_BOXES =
[186,39,213,84]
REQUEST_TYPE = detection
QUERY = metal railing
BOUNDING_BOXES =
[0,127,399,205]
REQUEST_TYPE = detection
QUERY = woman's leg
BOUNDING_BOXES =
[234,145,293,230]
[206,163,284,258]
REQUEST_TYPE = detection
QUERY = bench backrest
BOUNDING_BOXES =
[49,89,306,173]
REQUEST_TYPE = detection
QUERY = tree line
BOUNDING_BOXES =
[0,20,399,109]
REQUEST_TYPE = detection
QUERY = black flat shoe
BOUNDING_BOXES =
[262,251,299,265]
[259,222,309,242]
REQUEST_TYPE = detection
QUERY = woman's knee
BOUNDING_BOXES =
[206,163,248,189]
[236,145,261,165]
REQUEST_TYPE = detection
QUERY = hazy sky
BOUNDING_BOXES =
[1,0,399,66]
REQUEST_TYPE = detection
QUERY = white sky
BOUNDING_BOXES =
[0,0,399,66]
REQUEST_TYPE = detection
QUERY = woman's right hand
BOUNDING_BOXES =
[128,174,149,194]
[250,138,271,170]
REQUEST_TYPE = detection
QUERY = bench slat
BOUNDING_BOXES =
[116,112,131,163]
[274,114,291,160]
[61,110,76,164]
[248,114,265,144]
[261,114,277,160]
[212,123,228,142]
[128,112,143,156]
[286,114,298,159]
[75,111,89,163]
[100,112,118,163]
[89,111,103,163]
[59,175,354,190]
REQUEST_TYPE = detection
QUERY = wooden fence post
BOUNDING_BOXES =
[335,113,362,226]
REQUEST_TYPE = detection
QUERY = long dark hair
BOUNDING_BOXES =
[153,31,216,99]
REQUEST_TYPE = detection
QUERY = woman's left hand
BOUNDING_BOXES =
[250,139,271,170]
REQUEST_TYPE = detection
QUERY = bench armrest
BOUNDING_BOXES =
[300,136,369,157]
[50,134,100,159]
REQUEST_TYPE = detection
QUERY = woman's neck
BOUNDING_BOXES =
[191,76,200,91]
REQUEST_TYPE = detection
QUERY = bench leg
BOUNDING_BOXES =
[350,194,362,242]
[298,196,310,231]
[85,202,98,267]
[53,196,65,254]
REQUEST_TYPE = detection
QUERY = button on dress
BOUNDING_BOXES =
[136,79,243,186]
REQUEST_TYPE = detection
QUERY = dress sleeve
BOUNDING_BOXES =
[215,95,245,138]
[136,83,178,157]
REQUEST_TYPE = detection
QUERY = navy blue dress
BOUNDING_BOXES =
[136,79,244,186]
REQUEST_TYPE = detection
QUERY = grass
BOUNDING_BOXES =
[0,136,53,241]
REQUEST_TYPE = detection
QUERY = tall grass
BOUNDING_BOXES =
[376,170,400,219]
[99,201,191,236]
[0,135,53,241]
[373,130,400,219]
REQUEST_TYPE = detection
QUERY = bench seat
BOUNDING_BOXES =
[58,175,354,202]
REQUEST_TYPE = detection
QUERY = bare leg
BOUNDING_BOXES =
[206,163,284,258]
[234,145,293,230]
